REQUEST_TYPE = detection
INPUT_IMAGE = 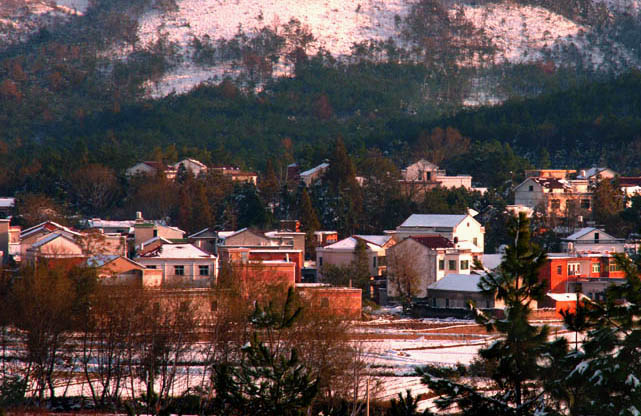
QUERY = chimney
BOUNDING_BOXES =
[580,170,586,178]
[136,211,143,220]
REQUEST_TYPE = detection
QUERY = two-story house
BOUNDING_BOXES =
[135,243,217,287]
[386,235,475,299]
[513,176,592,218]
[316,235,395,279]
[392,213,484,256]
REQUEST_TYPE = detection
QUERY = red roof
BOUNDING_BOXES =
[410,235,454,249]
[619,177,641,187]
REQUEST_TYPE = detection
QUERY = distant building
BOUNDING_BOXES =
[212,166,257,185]
[296,283,362,319]
[172,158,208,177]
[513,176,592,218]
[300,162,330,187]
[399,160,475,199]
[87,255,161,287]
[126,161,177,180]
[0,197,15,218]
[133,212,185,249]
[314,231,338,247]
[576,167,617,184]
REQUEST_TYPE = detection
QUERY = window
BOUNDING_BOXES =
[460,260,469,270]
[568,263,580,276]
[528,185,534,192]
[153,229,158,237]
[557,265,562,275]
[609,260,621,272]
[319,257,323,266]
[448,260,456,270]
[174,265,185,276]
[594,232,599,242]
[592,263,601,274]
[147,265,157,269]
[373,256,377,268]
[445,298,449,308]
[320,297,329,308]
[551,199,561,210]
[439,259,445,270]
[199,265,209,276]
[240,252,248,263]
[210,300,218,311]
[581,199,591,209]
[453,237,459,244]
[473,237,478,247]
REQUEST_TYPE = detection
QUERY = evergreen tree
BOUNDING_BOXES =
[387,390,431,416]
[419,213,549,415]
[592,177,624,235]
[351,238,371,298]
[259,159,280,205]
[545,254,641,416]
[298,188,320,259]
[212,288,319,415]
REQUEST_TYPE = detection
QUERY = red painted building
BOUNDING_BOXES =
[539,253,625,308]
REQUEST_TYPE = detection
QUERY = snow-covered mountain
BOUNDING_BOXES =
[3,0,640,102]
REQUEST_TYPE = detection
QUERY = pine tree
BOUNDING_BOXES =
[545,254,641,416]
[212,288,319,415]
[419,213,550,415]
[299,188,320,260]
[259,159,280,205]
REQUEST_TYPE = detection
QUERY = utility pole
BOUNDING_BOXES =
[366,378,370,416]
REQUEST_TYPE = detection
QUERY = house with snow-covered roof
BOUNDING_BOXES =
[0,197,15,217]
[172,158,208,177]
[387,235,475,299]
[135,243,217,287]
[25,232,84,261]
[426,273,508,310]
[400,160,473,199]
[126,161,177,180]
[300,162,330,187]
[561,227,624,254]
[576,167,616,184]
[87,255,162,287]
[316,235,395,279]
[392,213,484,255]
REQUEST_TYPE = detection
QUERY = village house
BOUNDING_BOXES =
[538,252,626,308]
[426,273,506,310]
[212,166,258,185]
[125,161,177,180]
[513,176,592,218]
[0,197,15,218]
[392,213,485,256]
[576,167,617,184]
[316,235,394,279]
[300,162,330,186]
[399,160,473,199]
[561,227,625,254]
[187,228,218,254]
[386,235,475,299]
[172,158,208,177]
[0,219,20,262]
[87,254,162,287]
[133,212,185,249]
[314,231,339,247]
[618,177,641,205]
[135,243,218,287]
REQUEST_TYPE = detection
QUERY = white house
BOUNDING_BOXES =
[316,235,394,279]
[513,176,592,216]
[126,161,177,180]
[172,158,208,177]
[392,213,484,255]
[576,167,617,184]
[561,227,625,254]
[135,243,218,287]
[386,235,474,299]
[300,162,330,186]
